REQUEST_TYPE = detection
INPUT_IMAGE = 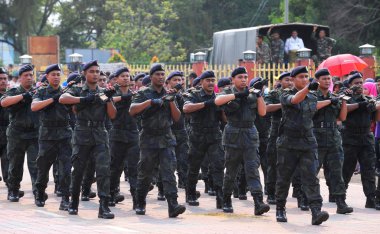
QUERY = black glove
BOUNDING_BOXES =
[22,92,33,101]
[204,99,215,108]
[80,93,95,104]
[308,81,319,91]
[253,81,264,90]
[358,101,368,110]
[104,88,116,98]
[121,93,133,101]
[330,97,339,105]
[52,93,61,102]
[151,98,163,107]
[234,89,249,99]
[343,88,353,96]
[163,94,176,102]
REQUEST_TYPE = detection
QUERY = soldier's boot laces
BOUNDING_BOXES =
[222,194,233,213]
[167,196,186,218]
[297,193,309,211]
[253,194,270,216]
[311,207,329,225]
[276,206,287,222]
[135,194,146,215]
[216,187,223,209]
[98,198,115,219]
[365,196,376,209]
[59,195,70,211]
[157,183,166,201]
[8,189,20,202]
[68,195,79,215]
[267,194,276,205]
[34,190,46,207]
[336,195,353,214]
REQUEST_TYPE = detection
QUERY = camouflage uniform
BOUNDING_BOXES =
[342,94,376,200]
[0,92,9,187]
[276,88,323,209]
[311,32,335,64]
[256,42,271,64]
[254,113,270,193]
[184,88,225,205]
[33,85,72,199]
[1,86,39,195]
[109,86,139,200]
[67,84,111,200]
[267,32,285,64]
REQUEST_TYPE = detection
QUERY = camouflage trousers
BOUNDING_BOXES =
[276,147,323,208]
[110,140,139,192]
[136,147,178,198]
[223,147,263,195]
[0,144,9,186]
[343,144,376,198]
[266,137,277,196]
[173,129,189,186]
[70,143,110,198]
[35,139,72,196]
[7,137,38,193]
[81,157,96,193]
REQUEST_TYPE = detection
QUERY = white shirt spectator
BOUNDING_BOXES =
[285,37,304,53]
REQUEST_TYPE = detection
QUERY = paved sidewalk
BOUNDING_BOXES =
[0,166,378,233]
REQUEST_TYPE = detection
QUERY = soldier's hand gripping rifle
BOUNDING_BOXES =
[162,83,183,102]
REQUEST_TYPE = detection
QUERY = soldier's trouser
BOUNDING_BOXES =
[223,147,263,195]
[82,156,96,192]
[53,160,59,190]
[200,153,210,181]
[292,167,302,195]
[110,140,139,191]
[7,137,38,192]
[259,138,268,190]
[136,147,178,197]
[317,146,346,195]
[173,130,189,185]
[276,147,322,208]
[35,139,72,196]
[375,137,380,169]
[188,141,224,189]
[0,144,9,186]
[342,144,376,197]
[71,144,110,198]
[266,138,277,196]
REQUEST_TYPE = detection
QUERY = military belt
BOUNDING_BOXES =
[42,121,70,127]
[77,120,105,127]
[344,126,370,134]
[112,124,137,130]
[228,121,254,128]
[314,122,338,128]
[143,127,171,135]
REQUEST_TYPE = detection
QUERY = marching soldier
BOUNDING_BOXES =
[60,60,117,219]
[0,67,9,188]
[129,64,186,218]
[1,64,39,202]
[214,67,269,215]
[183,70,225,209]
[31,64,72,210]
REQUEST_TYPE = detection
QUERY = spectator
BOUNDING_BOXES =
[285,30,304,63]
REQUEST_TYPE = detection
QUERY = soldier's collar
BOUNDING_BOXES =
[47,84,61,93]
[82,83,99,91]
[200,88,214,97]
[148,85,166,94]
[17,85,34,93]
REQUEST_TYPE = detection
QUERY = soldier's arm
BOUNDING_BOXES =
[214,93,236,106]
[338,100,347,121]
[347,103,359,112]
[183,101,206,113]
[290,87,309,104]
[129,100,151,117]
[317,100,332,110]
[266,104,281,112]
[59,93,81,104]
[169,101,181,122]
[106,101,117,119]
[257,96,266,116]
[31,98,54,111]
[1,94,24,107]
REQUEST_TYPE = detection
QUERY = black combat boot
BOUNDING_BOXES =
[98,197,115,219]
[109,191,116,207]
[114,186,125,204]
[135,192,146,215]
[335,195,353,214]
[59,195,70,211]
[238,175,247,200]
[276,206,287,222]
[203,178,209,194]
[328,193,336,203]
[365,196,376,208]
[233,186,239,198]
[130,188,137,210]
[18,190,25,198]
[267,194,276,205]
[68,194,79,215]
[375,197,380,210]
[81,188,91,201]
[8,189,19,202]
[34,190,46,207]
[297,193,309,211]
[208,177,216,196]
[311,207,329,225]
[157,182,166,201]
[186,185,199,206]
[167,196,186,218]
[215,187,223,209]
[222,194,233,213]
[253,194,270,216]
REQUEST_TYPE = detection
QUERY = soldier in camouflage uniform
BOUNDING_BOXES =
[129,64,186,218]
[31,64,72,210]
[183,71,225,209]
[311,26,335,65]
[275,66,330,225]
[60,60,117,219]
[256,35,271,64]
[267,27,285,64]
[0,68,9,188]
[313,68,353,214]
[108,67,139,208]
[264,72,293,204]
[1,64,39,202]
[342,72,378,210]
[215,67,270,215]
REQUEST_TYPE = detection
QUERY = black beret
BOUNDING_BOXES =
[347,72,363,84]
[199,70,215,80]
[150,63,165,75]
[290,66,308,77]
[249,77,262,88]
[114,67,130,77]
[142,75,151,86]
[217,78,231,88]
[82,60,99,71]
[134,73,145,82]
[188,72,197,79]
[45,64,61,74]
[40,74,47,83]
[108,73,116,81]
[231,66,247,77]
[18,64,34,76]
[0,67,7,74]
[167,71,183,81]
[278,71,291,80]
[315,68,330,78]
[192,77,201,87]
[67,72,80,83]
